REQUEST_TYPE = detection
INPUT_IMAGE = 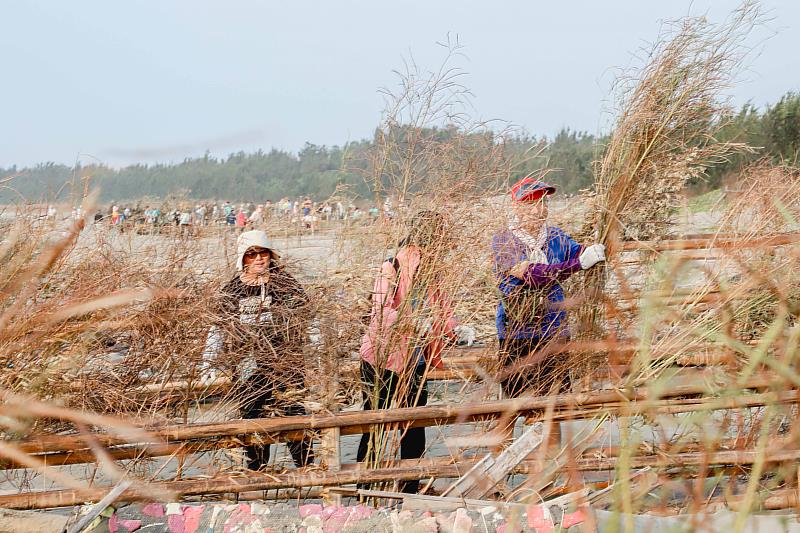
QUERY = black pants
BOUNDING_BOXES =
[240,366,314,469]
[357,361,428,493]
[500,337,571,398]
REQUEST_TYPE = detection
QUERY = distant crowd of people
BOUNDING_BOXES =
[83,196,394,235]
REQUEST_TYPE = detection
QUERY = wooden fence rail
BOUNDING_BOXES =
[7,373,784,468]
[4,444,800,510]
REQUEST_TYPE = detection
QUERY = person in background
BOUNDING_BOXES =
[236,207,247,231]
[224,201,235,226]
[492,177,606,399]
[357,210,475,493]
[248,205,264,227]
[152,206,162,232]
[195,204,207,226]
[200,230,314,470]
[178,207,193,237]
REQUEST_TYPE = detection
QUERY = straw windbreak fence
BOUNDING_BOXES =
[3,4,800,524]
[3,163,800,519]
[3,180,796,520]
[589,4,762,247]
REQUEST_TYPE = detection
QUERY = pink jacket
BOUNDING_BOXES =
[360,245,458,374]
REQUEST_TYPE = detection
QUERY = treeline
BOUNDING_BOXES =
[3,92,798,203]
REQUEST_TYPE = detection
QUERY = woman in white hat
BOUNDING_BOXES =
[201,230,314,469]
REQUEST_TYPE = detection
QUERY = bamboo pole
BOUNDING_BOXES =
[8,373,785,470]
[21,372,774,453]
[620,232,800,252]
[123,337,762,405]
[4,446,800,510]
[726,488,800,511]
[318,427,341,505]
[12,387,795,469]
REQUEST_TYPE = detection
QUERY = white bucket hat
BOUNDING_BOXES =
[236,230,280,271]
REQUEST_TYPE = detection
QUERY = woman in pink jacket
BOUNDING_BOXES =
[357,210,468,493]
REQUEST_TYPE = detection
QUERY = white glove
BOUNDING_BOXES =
[579,244,606,270]
[454,324,476,346]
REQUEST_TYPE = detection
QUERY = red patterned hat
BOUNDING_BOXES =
[510,177,556,202]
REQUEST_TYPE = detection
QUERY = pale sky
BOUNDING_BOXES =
[2,1,797,168]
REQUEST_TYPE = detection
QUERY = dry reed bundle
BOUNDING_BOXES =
[716,161,800,339]
[0,201,187,499]
[574,3,763,378]
[591,5,760,247]
[589,173,800,522]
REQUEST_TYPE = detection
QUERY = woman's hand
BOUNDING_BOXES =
[508,260,530,279]
[579,244,606,270]
[454,324,477,346]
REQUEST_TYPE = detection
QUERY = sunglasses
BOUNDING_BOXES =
[244,249,271,259]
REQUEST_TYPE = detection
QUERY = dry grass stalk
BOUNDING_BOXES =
[5,8,800,520]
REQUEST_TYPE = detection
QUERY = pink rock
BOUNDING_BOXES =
[527,504,554,532]
[142,503,165,517]
[119,519,142,532]
[322,506,352,532]
[167,513,185,533]
[452,508,472,533]
[299,504,324,518]
[329,507,348,517]
[347,505,374,520]
[108,513,120,533]
[183,506,204,533]
[108,513,142,533]
[223,508,259,533]
[561,508,588,529]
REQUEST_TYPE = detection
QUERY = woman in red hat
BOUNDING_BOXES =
[492,176,606,398]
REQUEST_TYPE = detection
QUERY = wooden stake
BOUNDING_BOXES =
[318,427,341,506]
[443,424,543,499]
